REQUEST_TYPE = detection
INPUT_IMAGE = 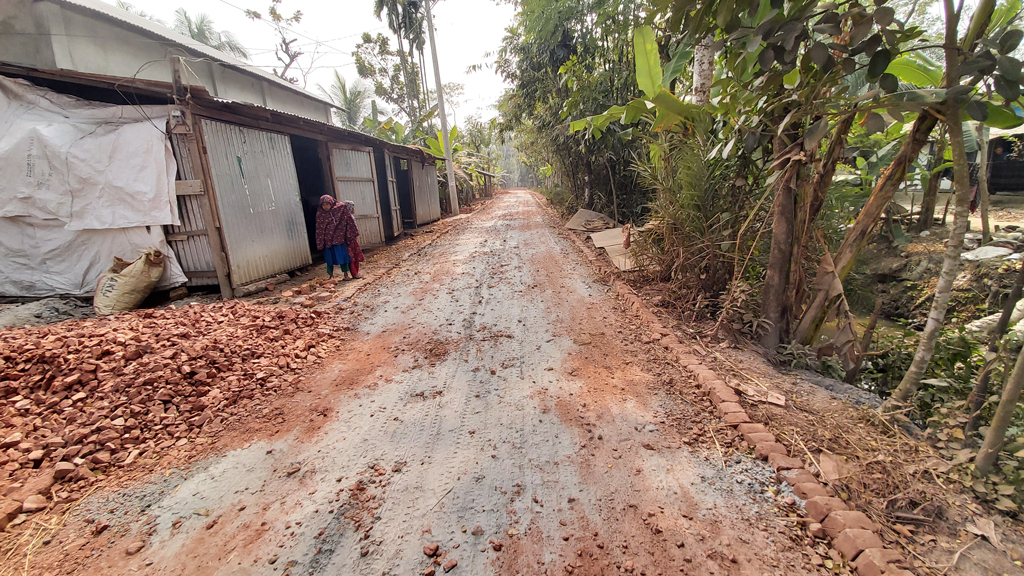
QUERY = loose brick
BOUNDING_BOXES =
[853,548,903,576]
[833,529,883,561]
[822,510,879,539]
[776,468,818,486]
[754,442,788,460]
[695,370,719,385]
[735,423,769,435]
[716,402,745,417]
[793,482,829,500]
[675,354,700,366]
[804,496,847,523]
[742,432,775,445]
[709,385,740,405]
[768,453,804,471]
[722,411,751,425]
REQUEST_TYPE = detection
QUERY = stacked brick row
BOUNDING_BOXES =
[566,231,913,576]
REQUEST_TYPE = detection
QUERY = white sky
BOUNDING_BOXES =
[111,0,515,121]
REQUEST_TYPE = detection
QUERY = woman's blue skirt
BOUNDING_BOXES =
[324,243,351,266]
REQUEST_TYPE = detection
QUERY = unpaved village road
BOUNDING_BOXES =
[67,190,814,576]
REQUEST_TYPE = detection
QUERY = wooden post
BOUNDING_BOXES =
[170,56,233,300]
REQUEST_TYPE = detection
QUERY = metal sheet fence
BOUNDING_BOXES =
[200,119,311,287]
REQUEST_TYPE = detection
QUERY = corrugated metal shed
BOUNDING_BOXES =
[412,159,442,225]
[200,119,312,286]
[1,0,336,122]
[167,134,217,286]
[330,146,385,247]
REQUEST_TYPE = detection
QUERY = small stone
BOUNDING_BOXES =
[809,522,827,539]
[0,499,22,530]
[442,559,457,572]
[642,442,655,450]
[424,568,436,576]
[489,540,503,551]
[53,462,76,479]
[471,525,484,536]
[20,494,47,513]
[423,543,440,557]
[126,541,144,556]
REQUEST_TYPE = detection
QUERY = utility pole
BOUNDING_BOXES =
[423,0,459,215]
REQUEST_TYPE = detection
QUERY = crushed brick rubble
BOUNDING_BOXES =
[0,299,347,530]
[568,231,914,576]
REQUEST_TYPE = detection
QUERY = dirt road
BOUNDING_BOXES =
[56,190,813,576]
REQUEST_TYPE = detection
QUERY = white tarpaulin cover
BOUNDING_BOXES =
[0,76,186,296]
[0,76,179,229]
[0,217,186,297]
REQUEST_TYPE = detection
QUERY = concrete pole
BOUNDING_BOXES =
[423,0,459,215]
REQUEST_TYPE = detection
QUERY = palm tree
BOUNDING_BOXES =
[320,71,370,129]
[172,8,250,60]
[372,0,421,120]
[115,1,165,25]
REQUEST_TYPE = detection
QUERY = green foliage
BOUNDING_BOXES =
[319,71,371,129]
[354,33,424,125]
[173,8,249,60]
[631,121,769,312]
[497,0,649,219]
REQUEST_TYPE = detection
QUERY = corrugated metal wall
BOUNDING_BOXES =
[167,134,217,286]
[412,160,442,225]
[200,119,311,286]
[330,146,384,247]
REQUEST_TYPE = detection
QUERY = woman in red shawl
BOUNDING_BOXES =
[342,201,365,279]
[315,195,359,280]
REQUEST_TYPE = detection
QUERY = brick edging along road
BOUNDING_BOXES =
[563,229,913,576]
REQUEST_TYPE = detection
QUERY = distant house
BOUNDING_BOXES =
[0,0,442,299]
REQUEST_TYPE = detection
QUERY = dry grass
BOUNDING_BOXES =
[0,489,94,576]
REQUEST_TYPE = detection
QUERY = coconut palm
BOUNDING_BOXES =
[115,1,166,25]
[172,8,250,60]
[320,71,370,129]
[372,0,422,119]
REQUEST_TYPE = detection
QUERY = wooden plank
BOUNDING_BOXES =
[184,270,220,278]
[166,229,210,241]
[175,180,204,196]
